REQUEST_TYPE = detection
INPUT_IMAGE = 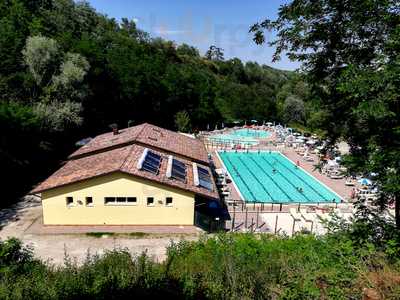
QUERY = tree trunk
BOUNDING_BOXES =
[395,195,400,229]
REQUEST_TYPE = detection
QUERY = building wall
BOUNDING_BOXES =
[41,172,195,225]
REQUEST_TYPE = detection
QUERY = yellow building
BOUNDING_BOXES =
[32,123,222,228]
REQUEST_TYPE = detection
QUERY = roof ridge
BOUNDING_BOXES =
[119,122,151,171]
[119,145,137,171]
[134,122,149,140]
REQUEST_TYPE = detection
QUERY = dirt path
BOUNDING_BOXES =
[0,197,199,266]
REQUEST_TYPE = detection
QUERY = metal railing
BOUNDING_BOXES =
[224,200,354,234]
[224,199,350,212]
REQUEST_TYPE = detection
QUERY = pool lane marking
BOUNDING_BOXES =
[254,155,310,202]
[236,156,279,202]
[276,152,342,202]
[216,151,245,201]
[248,155,304,202]
[222,154,258,201]
[270,156,329,201]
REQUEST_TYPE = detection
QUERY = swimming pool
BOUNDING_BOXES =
[210,129,270,145]
[218,151,341,203]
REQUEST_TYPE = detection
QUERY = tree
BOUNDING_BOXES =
[51,52,90,102]
[283,95,305,124]
[251,0,400,226]
[205,45,224,61]
[0,0,303,208]
[22,35,59,86]
[22,36,89,131]
[177,43,200,57]
[174,111,191,133]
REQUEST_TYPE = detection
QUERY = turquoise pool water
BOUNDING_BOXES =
[218,151,341,203]
[210,129,270,145]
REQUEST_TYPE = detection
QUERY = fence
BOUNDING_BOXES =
[224,199,349,212]
[223,200,354,233]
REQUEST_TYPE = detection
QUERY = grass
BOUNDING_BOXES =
[86,232,115,238]
[85,232,151,238]
[127,232,148,238]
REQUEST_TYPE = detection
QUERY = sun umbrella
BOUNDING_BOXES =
[327,160,338,167]
[358,178,372,185]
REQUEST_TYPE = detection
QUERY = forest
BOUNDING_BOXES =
[1,0,400,299]
[0,0,313,206]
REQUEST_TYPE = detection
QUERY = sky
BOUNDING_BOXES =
[86,0,300,71]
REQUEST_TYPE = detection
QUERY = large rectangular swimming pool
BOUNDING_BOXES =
[218,151,341,203]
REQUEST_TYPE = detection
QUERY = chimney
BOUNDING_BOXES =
[109,123,119,135]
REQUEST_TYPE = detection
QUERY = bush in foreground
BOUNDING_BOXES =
[0,232,399,299]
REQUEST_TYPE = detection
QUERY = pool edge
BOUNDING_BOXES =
[217,150,343,203]
[214,150,245,202]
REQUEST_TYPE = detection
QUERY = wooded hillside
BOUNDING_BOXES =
[0,0,311,205]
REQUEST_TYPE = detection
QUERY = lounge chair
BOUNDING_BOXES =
[290,208,302,221]
[303,156,314,162]
[300,208,314,232]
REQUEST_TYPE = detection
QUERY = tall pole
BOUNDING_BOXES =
[292,219,296,236]
[231,206,236,231]
[245,208,248,229]
[256,208,259,229]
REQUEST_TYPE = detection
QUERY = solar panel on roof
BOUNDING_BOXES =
[141,151,161,174]
[197,166,213,190]
[171,159,186,182]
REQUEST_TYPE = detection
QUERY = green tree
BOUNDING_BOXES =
[22,35,89,131]
[177,43,200,58]
[0,0,301,208]
[283,95,305,124]
[22,35,59,87]
[205,45,224,61]
[174,111,191,133]
[251,0,400,226]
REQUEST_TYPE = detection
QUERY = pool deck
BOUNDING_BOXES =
[211,147,353,202]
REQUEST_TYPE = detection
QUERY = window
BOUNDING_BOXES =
[66,197,73,206]
[86,197,93,206]
[127,197,137,204]
[171,159,186,182]
[117,197,126,203]
[147,197,154,206]
[166,197,173,206]
[105,197,137,205]
[104,197,116,204]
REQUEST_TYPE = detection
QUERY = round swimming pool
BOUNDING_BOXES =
[209,129,270,145]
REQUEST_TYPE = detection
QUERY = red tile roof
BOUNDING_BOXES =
[70,123,208,164]
[32,144,218,199]
[32,123,218,200]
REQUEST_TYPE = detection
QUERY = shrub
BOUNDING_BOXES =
[0,226,399,299]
